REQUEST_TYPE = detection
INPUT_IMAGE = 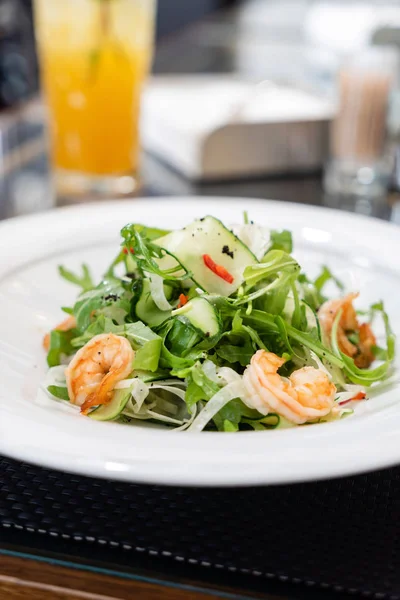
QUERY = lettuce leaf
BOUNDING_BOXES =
[58,264,95,293]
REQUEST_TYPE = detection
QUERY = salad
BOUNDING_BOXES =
[43,214,395,432]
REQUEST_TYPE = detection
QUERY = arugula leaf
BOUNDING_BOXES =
[165,318,201,356]
[191,362,220,397]
[71,316,120,348]
[256,275,292,316]
[234,251,300,308]
[47,329,77,367]
[73,279,127,332]
[297,267,344,312]
[153,319,200,371]
[127,224,170,241]
[314,265,344,294]
[371,345,387,361]
[242,413,280,430]
[58,264,95,293]
[268,230,293,254]
[243,250,299,289]
[185,362,220,412]
[239,308,344,368]
[223,420,238,432]
[185,382,207,412]
[71,318,162,372]
[216,343,254,366]
[297,274,323,312]
[47,385,70,401]
[124,322,162,372]
[133,340,161,372]
[96,303,129,325]
[160,345,195,371]
[213,398,261,431]
[121,224,190,282]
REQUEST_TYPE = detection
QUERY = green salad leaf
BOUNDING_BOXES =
[47,385,70,401]
[267,230,293,254]
[47,329,77,367]
[58,264,95,293]
[44,214,396,433]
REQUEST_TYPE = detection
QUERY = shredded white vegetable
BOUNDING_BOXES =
[43,365,67,388]
[147,272,172,311]
[130,378,150,411]
[231,223,271,260]
[173,404,198,431]
[148,384,187,402]
[334,383,366,404]
[202,360,220,383]
[217,366,242,385]
[116,378,186,390]
[146,410,185,425]
[309,351,333,379]
[118,376,192,428]
[157,398,178,415]
[188,381,245,432]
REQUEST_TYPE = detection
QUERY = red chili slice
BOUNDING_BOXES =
[123,247,135,255]
[339,391,366,406]
[178,293,188,308]
[203,254,234,284]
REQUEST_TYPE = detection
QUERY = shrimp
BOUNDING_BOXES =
[242,350,336,425]
[43,315,76,352]
[318,293,376,368]
[65,333,135,414]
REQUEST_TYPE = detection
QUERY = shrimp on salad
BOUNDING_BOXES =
[65,333,135,414]
[242,350,336,425]
[42,214,394,432]
[318,293,376,368]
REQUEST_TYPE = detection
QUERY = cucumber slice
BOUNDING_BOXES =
[177,296,221,338]
[89,388,131,421]
[283,296,320,337]
[155,216,257,296]
[133,278,171,327]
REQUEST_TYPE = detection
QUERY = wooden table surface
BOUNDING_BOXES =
[2,553,299,600]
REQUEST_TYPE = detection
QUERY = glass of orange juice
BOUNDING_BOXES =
[34,0,156,197]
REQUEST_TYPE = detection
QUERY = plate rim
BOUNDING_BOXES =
[1,196,399,487]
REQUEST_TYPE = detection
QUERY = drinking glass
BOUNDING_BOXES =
[324,48,398,216]
[34,0,156,197]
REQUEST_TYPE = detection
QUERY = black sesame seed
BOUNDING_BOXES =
[222,245,234,259]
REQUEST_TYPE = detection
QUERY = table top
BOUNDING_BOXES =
[0,523,348,600]
[1,4,399,599]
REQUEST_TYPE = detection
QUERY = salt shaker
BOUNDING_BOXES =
[324,48,399,216]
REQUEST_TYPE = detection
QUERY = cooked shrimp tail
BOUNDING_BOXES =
[243,350,336,424]
[318,293,377,368]
[65,333,135,414]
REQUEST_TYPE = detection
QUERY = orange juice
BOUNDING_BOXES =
[34,0,155,180]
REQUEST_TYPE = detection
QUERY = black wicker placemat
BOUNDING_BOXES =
[1,455,400,599]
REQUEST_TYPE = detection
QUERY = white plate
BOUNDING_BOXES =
[0,197,399,487]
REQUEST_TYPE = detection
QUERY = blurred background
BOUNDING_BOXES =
[2,0,400,221]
